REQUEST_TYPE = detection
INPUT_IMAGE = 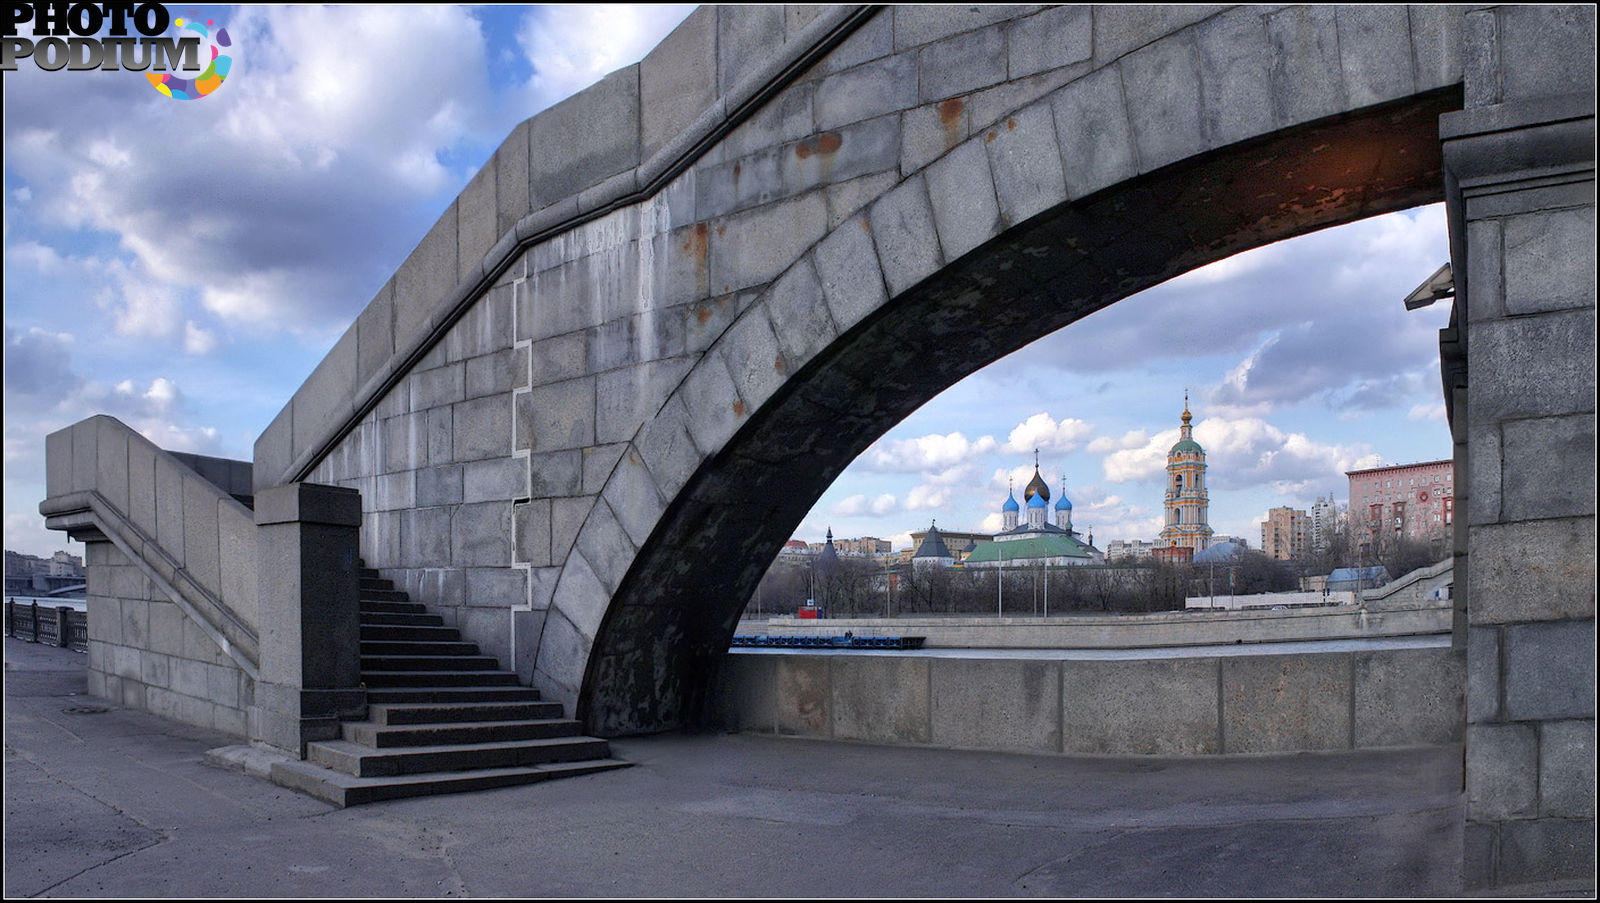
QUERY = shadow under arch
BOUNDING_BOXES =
[580,86,1464,736]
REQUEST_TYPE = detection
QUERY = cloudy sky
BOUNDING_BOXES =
[3,4,1455,561]
[807,204,1455,550]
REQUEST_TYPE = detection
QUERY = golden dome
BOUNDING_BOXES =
[1022,467,1050,503]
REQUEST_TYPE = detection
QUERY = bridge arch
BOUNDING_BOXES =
[546,6,1469,732]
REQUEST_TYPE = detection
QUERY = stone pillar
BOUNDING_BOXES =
[249,483,366,757]
[1445,5,1596,890]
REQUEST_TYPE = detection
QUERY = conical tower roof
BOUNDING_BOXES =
[914,522,952,559]
[818,527,839,567]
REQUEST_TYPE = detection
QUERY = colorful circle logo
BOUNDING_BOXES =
[147,17,231,100]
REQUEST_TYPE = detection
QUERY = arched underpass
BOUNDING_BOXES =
[583,88,1461,735]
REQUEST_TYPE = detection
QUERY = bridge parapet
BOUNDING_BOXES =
[41,415,261,735]
[40,417,366,756]
[714,644,1466,756]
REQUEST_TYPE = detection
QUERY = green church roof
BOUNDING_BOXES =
[1170,438,1203,455]
[963,534,1094,563]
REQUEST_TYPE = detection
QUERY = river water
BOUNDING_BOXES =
[5,595,87,612]
[730,633,1450,660]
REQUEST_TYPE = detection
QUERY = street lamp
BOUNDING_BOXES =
[997,544,1005,617]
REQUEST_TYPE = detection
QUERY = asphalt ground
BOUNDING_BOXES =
[1,636,1488,897]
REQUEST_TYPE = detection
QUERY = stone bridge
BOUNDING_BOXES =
[42,5,1594,889]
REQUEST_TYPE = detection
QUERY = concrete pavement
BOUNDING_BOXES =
[0,636,1528,897]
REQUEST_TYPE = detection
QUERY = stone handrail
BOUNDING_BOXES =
[1362,557,1453,603]
[255,5,877,491]
[41,416,260,678]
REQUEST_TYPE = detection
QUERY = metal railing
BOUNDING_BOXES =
[4,599,88,651]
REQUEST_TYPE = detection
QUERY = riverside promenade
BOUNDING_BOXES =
[0,634,1551,898]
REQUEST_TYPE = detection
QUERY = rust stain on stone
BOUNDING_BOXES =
[733,400,747,417]
[684,222,709,290]
[732,160,742,184]
[684,222,708,258]
[774,354,787,375]
[985,129,997,143]
[695,305,713,324]
[938,97,965,149]
[1007,117,1016,131]
[796,132,843,159]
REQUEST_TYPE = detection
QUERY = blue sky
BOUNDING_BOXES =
[2,5,1455,560]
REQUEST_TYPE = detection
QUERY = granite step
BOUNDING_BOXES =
[360,640,482,657]
[360,670,522,688]
[307,736,613,777]
[361,611,445,627]
[359,600,428,615]
[342,717,585,748]
[364,685,545,705]
[361,624,461,642]
[265,557,627,808]
[269,757,631,808]
[367,700,564,725]
[360,654,499,672]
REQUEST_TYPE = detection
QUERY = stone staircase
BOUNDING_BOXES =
[269,565,628,806]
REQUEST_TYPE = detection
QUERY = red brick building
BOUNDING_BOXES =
[1345,459,1454,554]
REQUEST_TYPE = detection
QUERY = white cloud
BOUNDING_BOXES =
[831,493,899,517]
[865,431,998,472]
[4,238,62,271]
[1408,401,1446,422]
[1101,414,1381,499]
[184,321,219,355]
[905,484,951,511]
[1102,434,1174,484]
[3,6,504,340]
[100,259,182,338]
[1004,412,1093,455]
[4,512,72,559]
[514,5,696,111]
[3,327,82,405]
[1086,428,1148,455]
[831,495,868,517]
[926,463,977,486]
[861,413,1092,482]
[998,206,1452,417]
